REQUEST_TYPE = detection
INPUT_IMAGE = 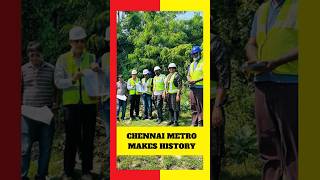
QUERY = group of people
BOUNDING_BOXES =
[211,0,298,179]
[117,46,204,127]
[21,0,298,179]
[21,26,110,180]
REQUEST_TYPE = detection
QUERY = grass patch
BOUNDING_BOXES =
[117,155,203,170]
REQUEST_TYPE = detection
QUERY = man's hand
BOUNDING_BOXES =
[51,102,59,110]
[72,72,83,82]
[176,94,180,102]
[91,63,100,72]
[212,106,223,127]
[256,60,280,74]
[162,92,166,99]
[189,80,196,85]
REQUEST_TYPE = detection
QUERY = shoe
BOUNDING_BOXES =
[167,121,174,126]
[81,173,93,180]
[173,122,179,126]
[130,117,136,121]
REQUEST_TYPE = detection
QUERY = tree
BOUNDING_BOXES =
[22,0,109,64]
[117,12,203,80]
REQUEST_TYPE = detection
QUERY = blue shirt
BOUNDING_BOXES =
[250,0,297,83]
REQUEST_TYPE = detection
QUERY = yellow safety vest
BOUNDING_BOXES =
[189,58,204,86]
[153,74,166,92]
[256,0,298,75]
[128,78,140,95]
[142,78,153,95]
[63,51,98,105]
[101,52,110,102]
[167,72,178,94]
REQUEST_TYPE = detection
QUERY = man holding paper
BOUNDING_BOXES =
[21,41,56,180]
[117,74,127,120]
[54,26,99,179]
[127,69,141,120]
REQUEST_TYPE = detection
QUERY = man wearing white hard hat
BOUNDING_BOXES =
[141,69,153,119]
[54,26,99,179]
[127,69,141,120]
[153,66,166,123]
[165,63,182,126]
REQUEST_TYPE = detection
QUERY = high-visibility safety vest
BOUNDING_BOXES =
[63,51,98,105]
[128,78,140,95]
[189,58,204,86]
[256,0,298,75]
[142,77,153,95]
[167,72,179,94]
[153,74,166,92]
[211,80,217,99]
[101,52,110,102]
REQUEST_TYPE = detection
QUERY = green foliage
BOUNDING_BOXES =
[117,12,203,80]
[211,0,264,178]
[22,0,109,65]
[227,125,258,165]
[117,155,203,170]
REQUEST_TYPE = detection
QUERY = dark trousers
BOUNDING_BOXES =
[21,116,55,179]
[116,99,127,120]
[190,88,203,126]
[129,95,140,118]
[63,104,97,175]
[142,94,152,118]
[168,93,180,123]
[255,82,298,180]
[210,98,225,180]
[154,94,164,120]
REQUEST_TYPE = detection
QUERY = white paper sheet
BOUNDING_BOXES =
[21,105,53,125]
[136,83,144,93]
[82,69,108,97]
[117,95,127,101]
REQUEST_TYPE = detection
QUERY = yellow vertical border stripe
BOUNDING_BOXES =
[160,0,210,180]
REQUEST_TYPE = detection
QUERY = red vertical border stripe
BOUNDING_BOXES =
[0,0,21,178]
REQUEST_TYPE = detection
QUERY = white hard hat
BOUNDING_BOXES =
[154,66,161,71]
[131,70,137,75]
[168,63,177,68]
[143,69,149,75]
[69,26,87,40]
[105,27,110,41]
